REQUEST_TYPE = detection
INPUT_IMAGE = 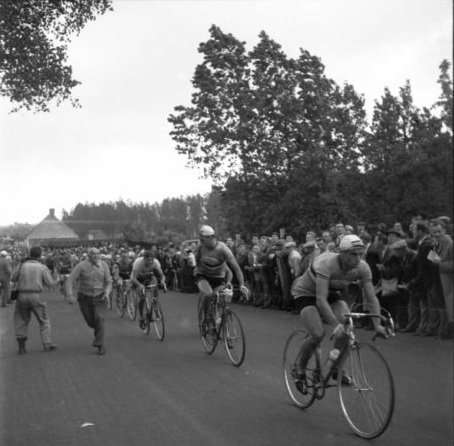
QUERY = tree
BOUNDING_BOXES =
[434,59,453,133]
[169,27,370,236]
[0,0,112,112]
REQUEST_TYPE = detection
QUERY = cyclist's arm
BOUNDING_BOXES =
[225,264,233,284]
[153,263,167,287]
[227,257,245,287]
[130,270,143,290]
[315,276,339,328]
[130,261,145,290]
[363,280,387,334]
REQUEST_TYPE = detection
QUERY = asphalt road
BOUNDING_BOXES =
[0,290,452,446]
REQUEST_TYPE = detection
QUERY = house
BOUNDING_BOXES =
[26,209,79,247]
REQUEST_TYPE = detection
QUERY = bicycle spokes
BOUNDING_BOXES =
[338,343,395,439]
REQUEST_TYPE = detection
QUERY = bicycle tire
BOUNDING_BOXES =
[152,297,165,341]
[116,287,126,318]
[283,330,319,409]
[197,294,218,354]
[126,290,138,321]
[338,342,395,439]
[59,276,67,299]
[222,309,246,367]
[142,291,152,335]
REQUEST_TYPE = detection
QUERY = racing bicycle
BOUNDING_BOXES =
[139,280,166,340]
[115,279,131,318]
[58,273,69,300]
[197,284,246,367]
[283,305,395,439]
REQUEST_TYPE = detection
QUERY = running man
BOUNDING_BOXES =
[195,225,249,326]
[291,234,388,384]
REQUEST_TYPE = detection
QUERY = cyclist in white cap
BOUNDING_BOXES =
[196,225,249,325]
[291,234,388,385]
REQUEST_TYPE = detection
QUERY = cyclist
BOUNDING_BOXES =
[130,249,167,330]
[291,234,388,385]
[195,225,249,327]
[56,249,73,294]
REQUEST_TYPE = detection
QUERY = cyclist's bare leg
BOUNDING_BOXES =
[136,288,145,324]
[297,306,325,374]
[197,278,213,321]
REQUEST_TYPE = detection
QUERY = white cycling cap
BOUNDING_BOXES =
[339,234,364,251]
[199,225,215,236]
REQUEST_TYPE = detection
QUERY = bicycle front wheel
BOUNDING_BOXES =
[198,295,218,354]
[126,290,138,321]
[142,294,151,335]
[222,309,245,366]
[152,299,165,341]
[283,330,319,409]
[338,342,395,439]
[116,287,126,318]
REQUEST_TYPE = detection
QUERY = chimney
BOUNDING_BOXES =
[49,208,55,218]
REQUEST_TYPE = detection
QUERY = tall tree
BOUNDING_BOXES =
[0,0,112,112]
[434,59,453,133]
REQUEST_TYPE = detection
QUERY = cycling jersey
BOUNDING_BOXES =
[118,259,133,280]
[132,257,161,284]
[58,255,72,275]
[291,251,372,298]
[194,241,234,279]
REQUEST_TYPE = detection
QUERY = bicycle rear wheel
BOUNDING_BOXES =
[222,309,245,366]
[283,330,319,409]
[126,290,138,321]
[116,287,125,318]
[338,342,395,439]
[198,295,218,354]
[152,298,165,341]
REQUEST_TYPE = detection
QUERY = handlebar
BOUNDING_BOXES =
[342,312,395,340]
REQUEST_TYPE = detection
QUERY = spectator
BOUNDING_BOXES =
[0,250,12,307]
[285,241,302,280]
[248,244,268,307]
[11,247,58,354]
[345,225,354,235]
[234,244,250,303]
[333,223,345,247]
[276,241,293,311]
[431,219,453,339]
[357,221,367,237]
[359,232,372,258]
[392,239,419,333]
[225,237,237,256]
[300,241,317,274]
[315,237,327,254]
[408,222,445,337]
[321,230,332,244]
[263,243,280,309]
[378,229,407,328]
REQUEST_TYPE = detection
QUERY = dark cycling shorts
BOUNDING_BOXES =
[194,274,225,290]
[293,292,344,314]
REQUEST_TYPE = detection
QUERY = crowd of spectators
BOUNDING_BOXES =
[1,212,452,340]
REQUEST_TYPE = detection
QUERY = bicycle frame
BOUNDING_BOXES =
[322,312,393,384]
[209,287,234,335]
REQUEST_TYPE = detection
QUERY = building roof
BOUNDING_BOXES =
[27,209,79,241]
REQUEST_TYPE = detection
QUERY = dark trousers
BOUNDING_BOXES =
[78,293,107,347]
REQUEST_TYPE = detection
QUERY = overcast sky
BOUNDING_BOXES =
[0,0,452,226]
